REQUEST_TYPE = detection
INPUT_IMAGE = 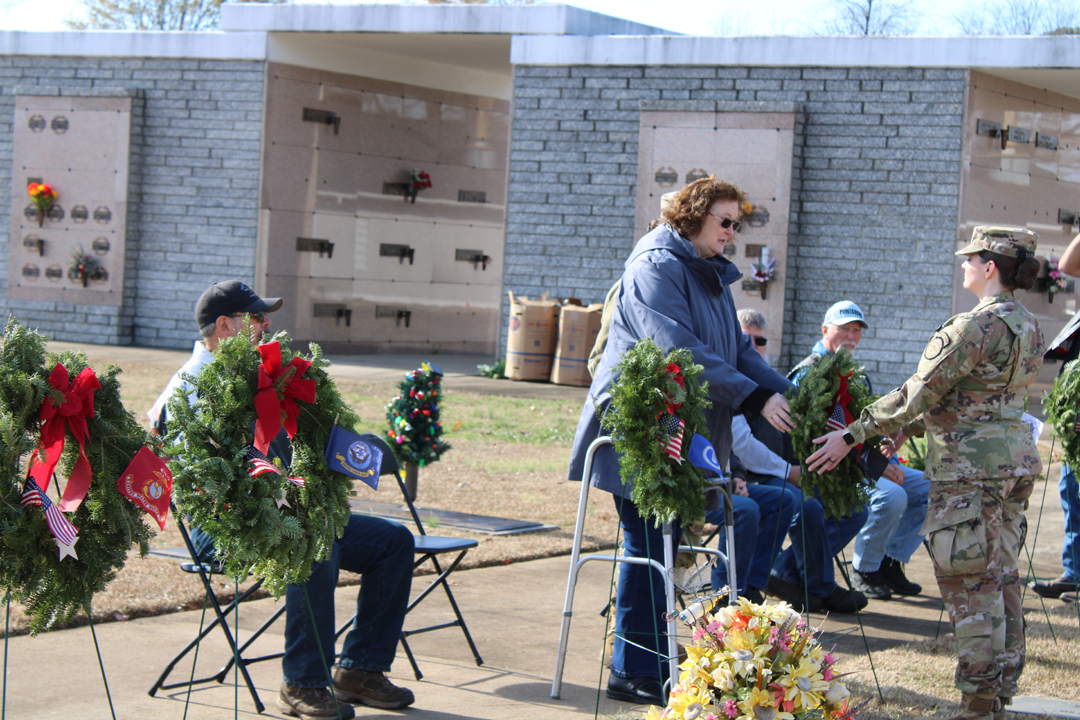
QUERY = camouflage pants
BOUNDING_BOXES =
[923,475,1034,696]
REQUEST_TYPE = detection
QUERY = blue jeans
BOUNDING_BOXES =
[1061,465,1080,582]
[852,465,930,571]
[192,514,415,688]
[706,482,798,594]
[766,478,868,598]
[611,495,681,680]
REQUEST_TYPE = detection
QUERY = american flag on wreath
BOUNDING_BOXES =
[826,400,850,433]
[245,445,306,487]
[21,477,78,546]
[658,413,685,465]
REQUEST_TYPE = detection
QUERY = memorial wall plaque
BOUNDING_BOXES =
[9,92,133,305]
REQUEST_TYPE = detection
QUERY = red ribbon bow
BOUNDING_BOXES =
[662,362,685,415]
[253,341,317,453]
[29,363,101,512]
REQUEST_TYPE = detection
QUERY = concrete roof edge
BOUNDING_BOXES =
[0,31,268,59]
[510,34,1080,67]
[219,3,674,35]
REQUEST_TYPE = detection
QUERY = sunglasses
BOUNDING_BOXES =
[708,212,743,233]
[229,311,266,323]
[752,336,768,347]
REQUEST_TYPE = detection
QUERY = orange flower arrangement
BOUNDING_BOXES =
[28,182,58,227]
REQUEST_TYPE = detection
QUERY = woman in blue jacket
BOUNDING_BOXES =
[567,177,794,705]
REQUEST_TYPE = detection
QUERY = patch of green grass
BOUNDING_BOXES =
[457,455,569,475]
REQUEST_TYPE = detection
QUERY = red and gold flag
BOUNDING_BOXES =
[117,446,172,529]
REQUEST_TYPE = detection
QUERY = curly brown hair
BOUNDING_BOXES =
[660,177,747,239]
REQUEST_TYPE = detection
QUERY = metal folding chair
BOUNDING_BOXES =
[550,436,735,700]
[338,434,483,680]
[147,512,286,714]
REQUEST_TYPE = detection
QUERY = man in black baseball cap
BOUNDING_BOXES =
[195,279,282,351]
[148,279,416,719]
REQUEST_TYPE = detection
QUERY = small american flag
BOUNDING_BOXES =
[658,413,685,465]
[21,478,78,547]
[826,400,848,433]
[245,445,306,487]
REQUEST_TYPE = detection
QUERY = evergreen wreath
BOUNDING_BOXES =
[1044,357,1080,474]
[600,338,710,526]
[385,363,450,467]
[164,331,358,596]
[0,319,156,634]
[787,348,877,519]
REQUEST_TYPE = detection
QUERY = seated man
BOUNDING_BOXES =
[732,309,868,613]
[149,280,415,720]
[789,301,929,600]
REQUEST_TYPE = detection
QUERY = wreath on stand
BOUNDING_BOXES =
[600,338,710,526]
[787,348,878,519]
[1044,358,1080,474]
[0,319,157,634]
[164,331,358,596]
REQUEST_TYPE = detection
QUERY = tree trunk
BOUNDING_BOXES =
[403,462,419,501]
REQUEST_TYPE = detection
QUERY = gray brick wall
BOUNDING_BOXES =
[0,57,265,348]
[504,65,967,390]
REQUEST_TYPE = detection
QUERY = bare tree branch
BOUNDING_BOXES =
[814,0,918,35]
[954,0,1080,35]
[66,0,284,31]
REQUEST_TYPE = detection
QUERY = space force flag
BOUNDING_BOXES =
[117,446,173,529]
[688,433,724,480]
[324,426,382,490]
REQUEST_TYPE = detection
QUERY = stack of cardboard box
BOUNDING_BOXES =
[505,292,602,387]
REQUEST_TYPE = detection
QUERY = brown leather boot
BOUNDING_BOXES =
[993,695,1011,720]
[917,693,1000,720]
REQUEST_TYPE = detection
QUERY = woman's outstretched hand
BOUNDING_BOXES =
[805,429,850,474]
[761,393,794,433]
[879,430,907,459]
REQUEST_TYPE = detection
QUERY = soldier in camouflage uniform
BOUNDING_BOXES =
[805,226,1044,720]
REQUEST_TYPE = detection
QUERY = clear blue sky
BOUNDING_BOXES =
[1,0,975,36]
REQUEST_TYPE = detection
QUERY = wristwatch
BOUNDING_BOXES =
[842,431,855,446]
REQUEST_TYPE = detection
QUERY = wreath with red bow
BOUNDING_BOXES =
[600,338,711,525]
[164,331,358,595]
[787,348,877,519]
[0,319,157,633]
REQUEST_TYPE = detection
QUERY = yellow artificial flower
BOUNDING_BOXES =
[737,686,772,720]
[777,657,828,710]
[710,664,736,692]
[718,631,772,677]
[680,645,718,683]
[644,704,673,720]
[667,680,717,720]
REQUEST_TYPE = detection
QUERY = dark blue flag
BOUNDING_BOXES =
[688,433,724,480]
[324,426,382,490]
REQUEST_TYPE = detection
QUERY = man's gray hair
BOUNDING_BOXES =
[199,322,217,340]
[737,308,767,330]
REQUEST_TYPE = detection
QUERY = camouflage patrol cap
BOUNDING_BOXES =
[955,226,1038,259]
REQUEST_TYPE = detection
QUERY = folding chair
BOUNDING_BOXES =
[339,434,483,680]
[147,512,286,713]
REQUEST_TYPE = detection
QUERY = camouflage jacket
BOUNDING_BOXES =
[847,291,1044,483]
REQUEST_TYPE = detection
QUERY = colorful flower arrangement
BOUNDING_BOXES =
[1047,259,1069,296]
[751,258,777,284]
[27,182,58,227]
[645,596,853,720]
[67,245,108,287]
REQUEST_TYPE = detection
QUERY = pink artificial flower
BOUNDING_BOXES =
[824,668,834,681]
[723,699,739,718]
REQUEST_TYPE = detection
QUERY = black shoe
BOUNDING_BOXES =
[852,568,893,600]
[742,587,765,605]
[880,556,922,595]
[1061,591,1078,604]
[820,585,868,614]
[606,675,663,705]
[1029,575,1080,599]
[765,576,822,613]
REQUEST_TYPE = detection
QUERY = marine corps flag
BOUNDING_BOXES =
[117,446,173,529]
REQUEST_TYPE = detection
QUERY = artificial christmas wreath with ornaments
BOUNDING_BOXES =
[786,348,877,519]
[164,331,358,595]
[385,362,450,468]
[0,320,159,633]
[600,338,710,526]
